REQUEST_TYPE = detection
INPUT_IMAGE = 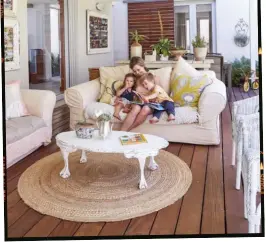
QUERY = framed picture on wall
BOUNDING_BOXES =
[86,10,110,54]
[4,0,17,17]
[4,18,20,71]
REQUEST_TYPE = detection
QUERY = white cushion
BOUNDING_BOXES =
[170,56,200,80]
[5,80,29,120]
[84,102,198,125]
[149,66,172,94]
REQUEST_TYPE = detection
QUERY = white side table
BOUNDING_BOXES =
[56,131,169,189]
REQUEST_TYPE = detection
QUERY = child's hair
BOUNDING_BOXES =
[120,73,136,89]
[138,73,155,85]
[130,56,149,72]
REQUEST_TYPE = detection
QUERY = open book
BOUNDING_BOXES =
[130,91,165,111]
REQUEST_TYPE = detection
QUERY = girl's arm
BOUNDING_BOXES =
[116,86,127,97]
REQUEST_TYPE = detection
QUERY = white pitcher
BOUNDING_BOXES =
[96,120,113,139]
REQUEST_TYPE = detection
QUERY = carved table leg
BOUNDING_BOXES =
[60,148,71,178]
[148,156,159,171]
[80,150,87,163]
[138,157,148,189]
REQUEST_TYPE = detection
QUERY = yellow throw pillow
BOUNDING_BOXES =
[99,78,123,104]
[170,74,213,107]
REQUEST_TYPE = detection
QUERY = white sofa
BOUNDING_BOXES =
[6,89,56,168]
[64,64,226,145]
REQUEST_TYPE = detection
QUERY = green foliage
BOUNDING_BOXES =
[175,46,185,50]
[129,30,148,44]
[231,56,258,86]
[151,38,173,57]
[51,53,60,77]
[191,35,207,48]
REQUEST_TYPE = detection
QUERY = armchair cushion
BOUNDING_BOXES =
[6,116,46,144]
[5,80,29,120]
[99,77,123,104]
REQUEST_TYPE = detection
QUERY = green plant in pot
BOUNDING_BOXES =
[191,35,208,61]
[151,11,173,61]
[129,30,148,58]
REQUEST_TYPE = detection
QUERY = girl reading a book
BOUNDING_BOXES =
[113,73,136,121]
[120,57,162,131]
[138,73,175,123]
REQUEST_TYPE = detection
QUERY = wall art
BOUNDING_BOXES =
[86,10,110,54]
[4,18,20,71]
[234,18,250,47]
[4,0,17,17]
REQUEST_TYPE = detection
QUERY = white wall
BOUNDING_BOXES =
[70,0,115,85]
[5,0,29,89]
[113,1,129,62]
[216,0,258,62]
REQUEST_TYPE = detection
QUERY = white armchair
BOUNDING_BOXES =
[231,96,259,190]
[6,89,56,168]
[238,112,260,219]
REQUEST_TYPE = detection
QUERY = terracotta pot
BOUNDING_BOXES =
[193,47,207,61]
[131,42,142,58]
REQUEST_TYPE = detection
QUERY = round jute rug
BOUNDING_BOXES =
[18,150,192,222]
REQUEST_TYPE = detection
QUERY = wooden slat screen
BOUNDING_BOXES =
[128,0,174,56]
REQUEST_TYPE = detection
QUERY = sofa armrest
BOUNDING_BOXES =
[21,89,56,128]
[64,79,100,130]
[198,78,227,124]
[64,79,100,109]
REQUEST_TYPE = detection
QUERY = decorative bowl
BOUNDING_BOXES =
[171,50,187,60]
[75,122,96,139]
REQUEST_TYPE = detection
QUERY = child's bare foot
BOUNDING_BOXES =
[149,117,159,124]
[167,114,175,121]
[113,114,122,121]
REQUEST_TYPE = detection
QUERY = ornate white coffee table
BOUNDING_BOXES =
[55,131,169,189]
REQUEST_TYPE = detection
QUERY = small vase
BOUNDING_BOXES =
[131,42,142,58]
[160,54,169,61]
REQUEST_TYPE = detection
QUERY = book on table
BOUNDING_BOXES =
[119,133,148,145]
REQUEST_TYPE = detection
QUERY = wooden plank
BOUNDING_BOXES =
[99,220,131,236]
[150,143,182,235]
[24,216,61,237]
[49,221,82,237]
[175,145,208,234]
[52,125,70,137]
[8,200,29,228]
[239,87,250,99]
[247,89,257,97]
[7,175,20,195]
[201,139,225,234]
[74,222,105,236]
[8,209,44,237]
[253,89,259,95]
[53,118,70,130]
[124,212,157,235]
[222,103,248,233]
[52,111,70,123]
[7,190,21,210]
[232,87,243,101]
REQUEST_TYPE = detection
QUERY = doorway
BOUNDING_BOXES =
[27,0,66,95]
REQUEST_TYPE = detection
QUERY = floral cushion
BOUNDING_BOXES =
[170,74,213,108]
[99,77,123,104]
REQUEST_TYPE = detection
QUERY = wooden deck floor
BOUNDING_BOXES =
[6,87,260,238]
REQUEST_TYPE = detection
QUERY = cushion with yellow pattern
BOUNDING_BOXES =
[99,77,123,104]
[170,74,213,107]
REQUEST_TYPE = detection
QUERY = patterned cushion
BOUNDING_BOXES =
[99,65,131,100]
[99,78,123,104]
[170,74,213,108]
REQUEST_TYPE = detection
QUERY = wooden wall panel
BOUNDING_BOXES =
[128,0,174,56]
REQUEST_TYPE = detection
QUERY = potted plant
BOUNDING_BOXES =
[151,38,172,61]
[151,11,173,61]
[129,30,148,58]
[170,46,187,60]
[191,35,208,61]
